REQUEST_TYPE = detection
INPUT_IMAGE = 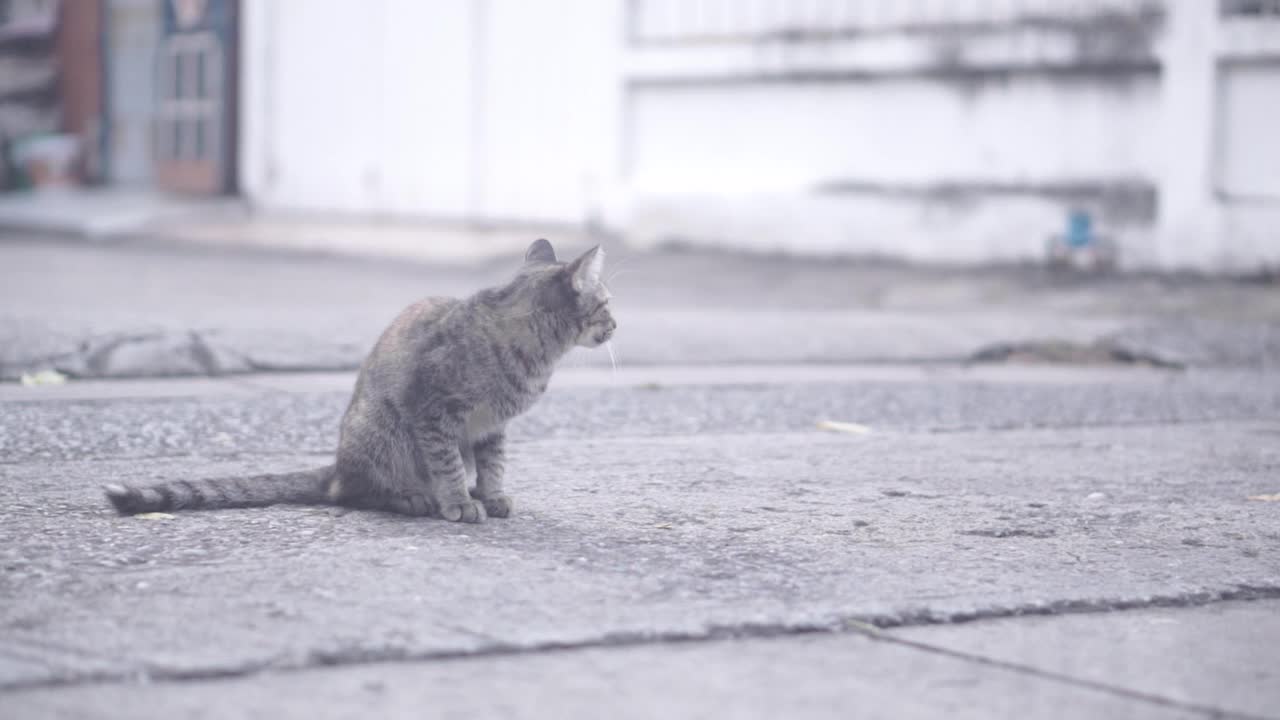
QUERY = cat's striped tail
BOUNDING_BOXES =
[103,465,336,515]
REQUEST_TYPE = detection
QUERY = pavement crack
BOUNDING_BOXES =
[857,585,1280,628]
[857,631,1266,720]
[959,527,1056,539]
[967,339,1184,369]
[80,332,167,377]
[186,330,221,376]
[4,584,1279,701]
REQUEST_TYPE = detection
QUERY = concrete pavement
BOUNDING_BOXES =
[0,188,571,263]
[3,233,1279,380]
[3,228,1279,717]
[12,603,1275,720]
[2,365,1278,718]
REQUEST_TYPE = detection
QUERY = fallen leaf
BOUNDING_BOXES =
[20,369,67,386]
[135,512,176,520]
[1247,493,1280,502]
[817,420,871,435]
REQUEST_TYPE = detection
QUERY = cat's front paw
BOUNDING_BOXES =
[480,494,513,518]
[469,488,514,518]
[441,499,487,523]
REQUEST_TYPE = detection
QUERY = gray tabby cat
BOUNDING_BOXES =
[104,239,615,523]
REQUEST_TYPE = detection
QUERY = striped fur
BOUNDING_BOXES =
[104,467,333,513]
[103,239,615,522]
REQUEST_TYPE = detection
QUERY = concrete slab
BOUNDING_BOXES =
[2,628,1208,720]
[894,601,1280,719]
[1,422,1277,689]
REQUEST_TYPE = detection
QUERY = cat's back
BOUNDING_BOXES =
[378,297,458,350]
[359,297,461,381]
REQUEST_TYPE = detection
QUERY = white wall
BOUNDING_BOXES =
[621,4,1167,266]
[240,0,1280,273]
[239,0,621,225]
[1218,64,1280,200]
[241,0,478,217]
[1152,2,1280,272]
[630,79,1160,193]
[473,0,622,225]
[620,0,1280,272]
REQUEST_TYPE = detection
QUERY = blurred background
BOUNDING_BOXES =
[2,0,1278,273]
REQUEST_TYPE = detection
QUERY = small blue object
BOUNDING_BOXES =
[1066,210,1093,248]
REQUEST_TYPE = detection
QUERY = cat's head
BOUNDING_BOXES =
[519,238,616,348]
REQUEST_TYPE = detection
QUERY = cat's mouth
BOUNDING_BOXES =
[584,318,616,347]
[582,331,611,348]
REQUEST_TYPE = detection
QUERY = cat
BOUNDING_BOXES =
[104,239,615,523]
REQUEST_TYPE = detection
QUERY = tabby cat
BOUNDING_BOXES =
[104,239,615,523]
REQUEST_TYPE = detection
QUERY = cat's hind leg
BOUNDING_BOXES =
[335,434,438,518]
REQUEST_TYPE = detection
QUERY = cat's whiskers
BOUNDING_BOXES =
[604,340,618,380]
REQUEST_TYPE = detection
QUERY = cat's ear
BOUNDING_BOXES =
[525,238,557,264]
[567,245,605,293]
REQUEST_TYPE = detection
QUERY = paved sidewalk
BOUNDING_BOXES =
[3,205,1279,718]
[0,188,581,263]
[8,602,1277,719]
[2,231,1278,381]
[1,365,1278,718]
